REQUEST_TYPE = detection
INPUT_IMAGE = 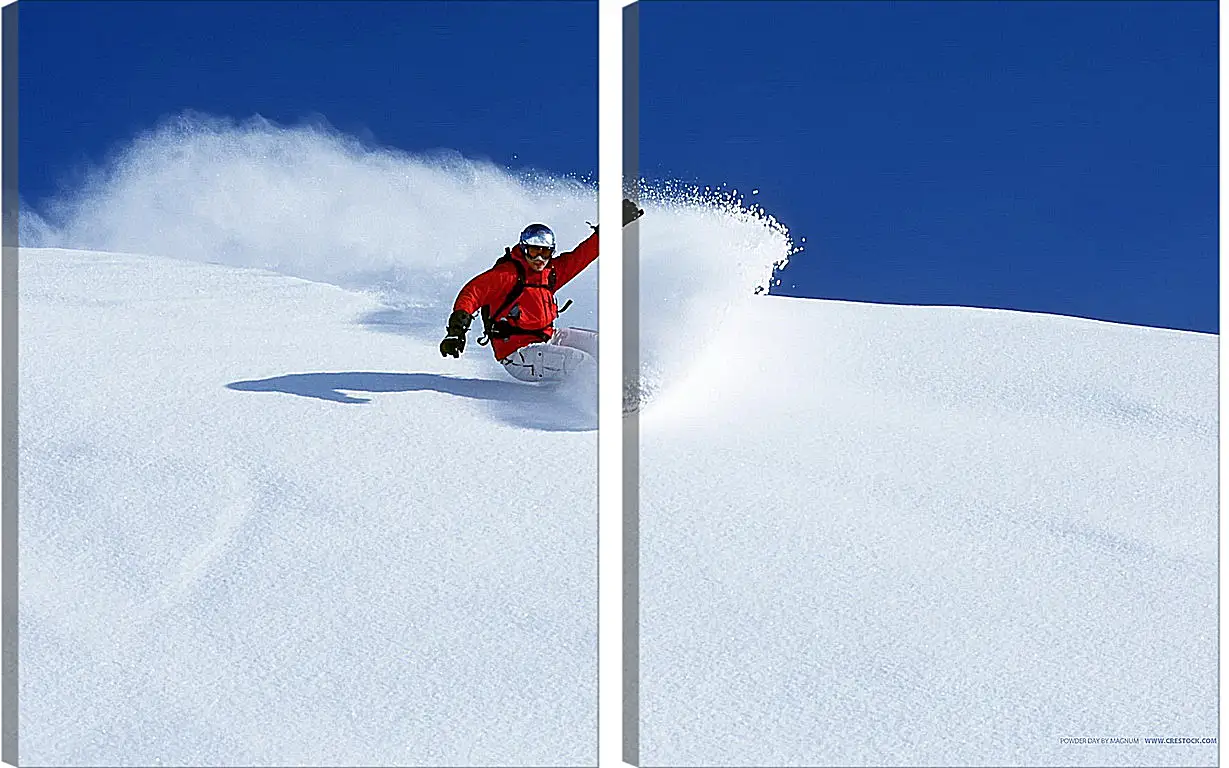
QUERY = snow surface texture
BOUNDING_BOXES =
[637,301,1217,766]
[20,116,604,766]
[21,115,1216,766]
[20,249,598,766]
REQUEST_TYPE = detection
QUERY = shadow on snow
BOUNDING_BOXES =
[226,371,595,433]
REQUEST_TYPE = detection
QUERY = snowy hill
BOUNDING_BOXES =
[19,115,1217,766]
[19,247,597,766]
[637,295,1217,767]
[20,116,611,765]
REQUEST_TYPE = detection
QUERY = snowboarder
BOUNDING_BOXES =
[439,199,644,383]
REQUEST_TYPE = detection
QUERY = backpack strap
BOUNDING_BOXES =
[477,249,558,346]
[490,253,528,324]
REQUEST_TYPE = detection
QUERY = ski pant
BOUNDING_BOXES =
[500,327,597,383]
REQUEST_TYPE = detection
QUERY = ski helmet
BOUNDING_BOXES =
[519,223,556,253]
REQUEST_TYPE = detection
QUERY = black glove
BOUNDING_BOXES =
[440,310,472,358]
[623,198,645,226]
[440,335,465,358]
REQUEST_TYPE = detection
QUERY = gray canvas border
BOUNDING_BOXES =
[621,2,640,765]
[2,2,17,764]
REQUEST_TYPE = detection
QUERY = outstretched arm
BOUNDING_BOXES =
[553,230,599,288]
[551,200,642,288]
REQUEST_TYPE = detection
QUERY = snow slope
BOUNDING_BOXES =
[19,116,611,766]
[19,247,598,766]
[20,115,1217,766]
[637,294,1217,766]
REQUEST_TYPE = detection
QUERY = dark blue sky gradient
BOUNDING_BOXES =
[20,0,596,203]
[641,1,1218,332]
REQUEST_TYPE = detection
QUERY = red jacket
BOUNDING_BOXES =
[453,230,599,360]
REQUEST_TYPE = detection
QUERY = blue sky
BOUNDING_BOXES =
[21,1,1217,333]
[20,1,596,202]
[641,0,1218,333]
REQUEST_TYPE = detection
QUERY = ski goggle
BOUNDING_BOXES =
[523,245,553,262]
